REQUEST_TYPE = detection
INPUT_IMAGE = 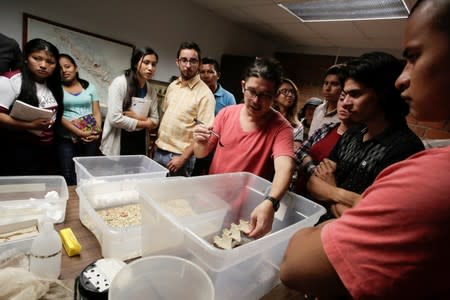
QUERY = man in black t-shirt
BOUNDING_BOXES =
[306,52,424,218]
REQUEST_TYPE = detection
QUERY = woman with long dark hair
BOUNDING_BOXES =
[58,53,102,185]
[100,47,159,155]
[272,77,303,150]
[0,38,63,175]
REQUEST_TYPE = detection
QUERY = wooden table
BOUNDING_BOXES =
[56,186,302,299]
[55,186,102,280]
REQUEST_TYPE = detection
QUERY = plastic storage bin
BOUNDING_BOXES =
[109,255,214,300]
[77,179,157,260]
[138,172,326,300]
[73,155,168,185]
[0,176,68,254]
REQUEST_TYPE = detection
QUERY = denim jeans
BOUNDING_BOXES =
[153,147,195,177]
[57,138,98,185]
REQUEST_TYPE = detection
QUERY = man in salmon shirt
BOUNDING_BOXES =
[280,0,450,298]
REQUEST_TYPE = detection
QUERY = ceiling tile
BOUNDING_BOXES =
[353,19,406,38]
[293,37,333,47]
[306,22,367,38]
[239,3,300,23]
[270,23,318,39]
[189,0,410,53]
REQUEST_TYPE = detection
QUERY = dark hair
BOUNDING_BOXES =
[345,52,408,124]
[176,42,201,61]
[59,53,89,89]
[242,57,284,89]
[273,77,301,127]
[18,38,63,125]
[201,57,220,73]
[299,97,322,119]
[410,0,450,37]
[324,64,347,88]
[123,47,158,110]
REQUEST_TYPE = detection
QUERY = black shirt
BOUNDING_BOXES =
[329,123,424,194]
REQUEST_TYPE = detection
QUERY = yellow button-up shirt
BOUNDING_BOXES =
[156,74,215,154]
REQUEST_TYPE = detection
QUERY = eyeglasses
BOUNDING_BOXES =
[243,88,274,101]
[178,58,199,65]
[278,88,295,96]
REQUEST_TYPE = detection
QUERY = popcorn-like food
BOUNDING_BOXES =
[160,199,195,217]
[96,204,141,228]
[59,227,81,256]
[213,220,254,250]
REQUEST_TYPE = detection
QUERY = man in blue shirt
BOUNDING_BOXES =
[199,57,236,115]
[193,57,237,175]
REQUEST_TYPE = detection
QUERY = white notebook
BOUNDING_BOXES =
[130,97,151,118]
[10,100,55,136]
[10,100,54,121]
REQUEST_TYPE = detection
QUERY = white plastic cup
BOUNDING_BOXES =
[29,221,62,279]
[109,255,214,300]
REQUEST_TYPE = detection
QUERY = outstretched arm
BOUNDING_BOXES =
[248,155,294,238]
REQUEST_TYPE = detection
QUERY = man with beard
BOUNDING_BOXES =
[154,42,215,176]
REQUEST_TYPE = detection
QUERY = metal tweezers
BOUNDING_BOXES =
[193,118,224,147]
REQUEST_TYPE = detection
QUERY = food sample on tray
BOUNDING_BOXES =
[160,198,195,217]
[213,219,254,250]
[96,204,141,228]
[0,219,39,244]
[0,224,39,243]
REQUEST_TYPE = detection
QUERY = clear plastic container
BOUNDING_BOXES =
[0,176,68,225]
[138,172,326,300]
[109,255,214,300]
[76,179,149,260]
[73,155,168,185]
[29,221,62,279]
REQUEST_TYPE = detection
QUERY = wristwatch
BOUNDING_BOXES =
[265,196,280,212]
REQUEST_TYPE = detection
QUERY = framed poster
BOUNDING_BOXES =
[23,13,135,115]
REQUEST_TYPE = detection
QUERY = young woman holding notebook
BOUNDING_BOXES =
[57,53,102,185]
[100,47,159,156]
[0,38,63,175]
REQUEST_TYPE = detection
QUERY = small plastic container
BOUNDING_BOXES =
[76,179,150,260]
[73,155,168,185]
[0,176,68,225]
[109,255,214,300]
[138,172,326,300]
[29,221,62,279]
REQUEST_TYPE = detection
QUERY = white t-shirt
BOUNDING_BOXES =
[0,72,58,110]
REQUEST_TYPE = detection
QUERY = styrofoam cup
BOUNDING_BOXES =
[109,255,214,300]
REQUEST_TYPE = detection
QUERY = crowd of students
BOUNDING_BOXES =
[0,0,448,296]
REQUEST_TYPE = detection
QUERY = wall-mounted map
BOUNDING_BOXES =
[24,14,135,116]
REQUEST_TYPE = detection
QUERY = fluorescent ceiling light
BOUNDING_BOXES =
[278,0,410,22]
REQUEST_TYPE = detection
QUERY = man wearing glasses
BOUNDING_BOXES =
[154,42,215,176]
[193,57,295,238]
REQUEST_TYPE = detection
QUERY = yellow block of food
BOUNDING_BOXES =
[59,227,81,256]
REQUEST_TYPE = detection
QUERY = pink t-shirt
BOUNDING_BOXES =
[208,104,294,181]
[322,146,450,299]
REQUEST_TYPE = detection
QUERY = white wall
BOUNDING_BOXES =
[0,0,277,82]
